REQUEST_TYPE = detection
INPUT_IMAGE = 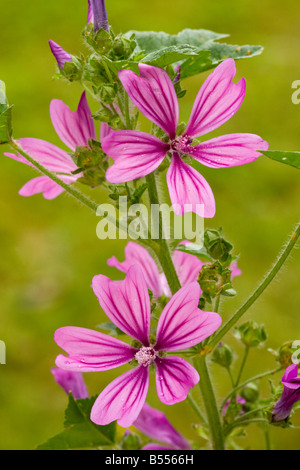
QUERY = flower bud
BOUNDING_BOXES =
[234,321,267,348]
[211,342,234,368]
[240,382,259,403]
[277,341,296,368]
[120,430,142,450]
[49,40,72,69]
[88,0,109,33]
[204,228,233,265]
[198,261,233,302]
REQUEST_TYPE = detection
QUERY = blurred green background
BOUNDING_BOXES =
[0,0,299,450]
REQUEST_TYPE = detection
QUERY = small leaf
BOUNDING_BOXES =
[37,394,116,450]
[0,81,13,144]
[262,150,300,169]
[177,243,213,262]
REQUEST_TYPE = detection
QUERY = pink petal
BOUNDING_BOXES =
[173,243,204,287]
[92,265,151,345]
[100,122,112,141]
[54,326,136,372]
[230,260,242,279]
[282,364,300,389]
[18,176,66,200]
[155,356,199,405]
[103,130,168,183]
[118,64,179,139]
[107,242,163,298]
[90,365,149,427]
[50,92,96,152]
[49,40,72,69]
[134,403,191,449]
[16,138,77,173]
[166,153,216,218]
[185,59,246,138]
[155,283,222,352]
[191,133,269,168]
[51,368,89,399]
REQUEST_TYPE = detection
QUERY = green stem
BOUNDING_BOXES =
[11,140,99,213]
[208,222,300,349]
[145,172,181,295]
[234,346,249,387]
[220,366,282,412]
[187,393,208,426]
[193,355,225,450]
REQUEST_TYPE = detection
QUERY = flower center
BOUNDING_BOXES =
[135,347,157,367]
[170,136,194,155]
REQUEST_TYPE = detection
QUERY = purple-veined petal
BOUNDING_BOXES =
[107,242,163,299]
[50,92,96,152]
[19,176,66,200]
[118,64,179,139]
[155,283,221,352]
[190,133,269,168]
[282,364,300,390]
[134,403,191,449]
[51,368,89,399]
[89,0,109,33]
[54,326,136,372]
[103,130,168,183]
[184,59,246,138]
[155,356,199,405]
[87,0,94,24]
[92,265,151,345]
[15,138,77,173]
[90,365,149,427]
[167,153,216,218]
[48,40,72,69]
[100,122,112,141]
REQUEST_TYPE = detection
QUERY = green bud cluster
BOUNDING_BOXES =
[234,321,267,348]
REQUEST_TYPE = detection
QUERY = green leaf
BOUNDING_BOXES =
[177,243,213,262]
[262,150,300,169]
[124,29,263,79]
[140,45,201,68]
[37,394,116,450]
[125,29,229,52]
[0,81,13,144]
[96,321,125,336]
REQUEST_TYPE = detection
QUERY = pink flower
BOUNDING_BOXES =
[5,92,107,199]
[272,364,300,422]
[54,265,222,427]
[134,402,192,450]
[51,367,89,400]
[48,40,72,69]
[108,241,241,298]
[102,59,269,218]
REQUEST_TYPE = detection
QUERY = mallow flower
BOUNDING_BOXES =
[272,364,300,422]
[134,402,192,450]
[87,0,109,33]
[54,265,222,427]
[5,92,108,199]
[102,59,269,218]
[107,241,241,298]
[52,368,190,450]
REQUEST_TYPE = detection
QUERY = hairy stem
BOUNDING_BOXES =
[193,355,225,450]
[209,222,300,349]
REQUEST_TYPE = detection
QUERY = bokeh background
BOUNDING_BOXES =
[0,0,299,450]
